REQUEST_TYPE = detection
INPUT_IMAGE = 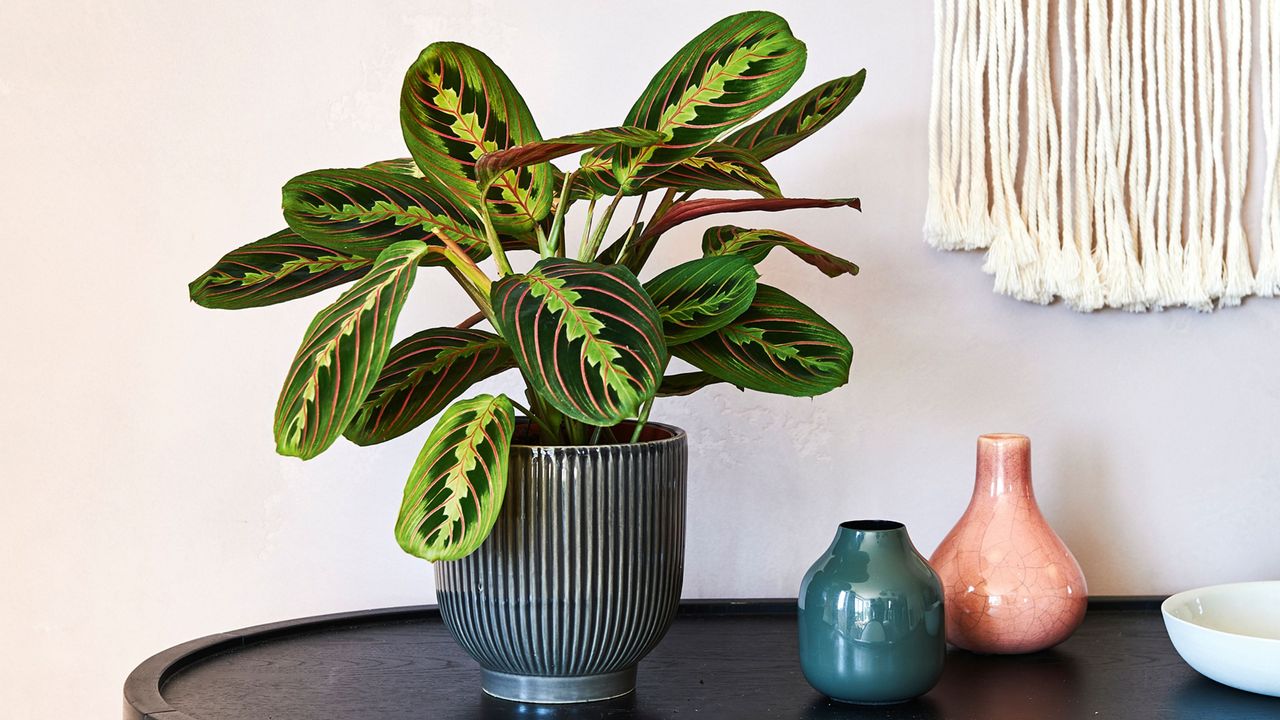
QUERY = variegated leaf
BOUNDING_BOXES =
[584,11,807,194]
[282,168,489,261]
[722,71,866,160]
[189,229,372,310]
[703,225,859,278]
[673,284,851,397]
[274,240,430,459]
[644,256,759,344]
[658,371,727,397]
[644,143,780,197]
[345,329,515,446]
[401,42,551,234]
[491,258,667,425]
[395,393,515,561]
[476,126,668,189]
[363,157,425,177]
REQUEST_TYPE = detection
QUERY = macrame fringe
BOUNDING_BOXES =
[925,0,1280,311]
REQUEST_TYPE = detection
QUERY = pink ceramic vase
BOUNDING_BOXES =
[929,434,1087,654]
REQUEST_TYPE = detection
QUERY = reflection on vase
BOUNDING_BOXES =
[798,520,945,704]
[930,434,1087,654]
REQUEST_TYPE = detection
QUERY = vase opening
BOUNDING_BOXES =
[839,520,905,532]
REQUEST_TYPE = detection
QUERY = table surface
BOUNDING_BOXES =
[124,599,1280,720]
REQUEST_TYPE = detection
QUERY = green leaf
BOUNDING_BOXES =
[345,329,515,446]
[673,284,851,397]
[703,225,859,278]
[189,229,372,310]
[644,143,781,198]
[658,371,727,397]
[644,256,759,344]
[492,258,668,425]
[722,71,866,160]
[400,42,551,234]
[363,157,425,177]
[476,126,669,189]
[282,167,489,261]
[274,240,431,459]
[584,11,807,194]
[395,393,516,562]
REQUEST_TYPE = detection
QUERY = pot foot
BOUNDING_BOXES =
[481,667,637,704]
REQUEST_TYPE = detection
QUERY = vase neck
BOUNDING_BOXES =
[973,433,1036,500]
[832,520,916,556]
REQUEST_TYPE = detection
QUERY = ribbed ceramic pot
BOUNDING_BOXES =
[434,421,687,704]
[929,433,1087,654]
[798,520,946,705]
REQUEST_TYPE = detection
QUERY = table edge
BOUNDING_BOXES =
[122,596,1163,719]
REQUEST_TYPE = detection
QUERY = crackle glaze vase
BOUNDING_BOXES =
[798,520,946,704]
[930,433,1087,654]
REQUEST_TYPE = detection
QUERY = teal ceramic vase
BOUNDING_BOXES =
[798,520,946,704]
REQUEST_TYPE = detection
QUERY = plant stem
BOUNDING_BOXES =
[629,396,655,443]
[616,192,649,262]
[534,224,550,260]
[589,425,603,445]
[478,203,514,276]
[619,188,677,270]
[507,397,558,441]
[547,170,576,258]
[456,310,486,329]
[579,190,624,262]
[578,196,597,259]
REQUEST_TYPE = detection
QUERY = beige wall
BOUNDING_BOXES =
[3,1,1279,716]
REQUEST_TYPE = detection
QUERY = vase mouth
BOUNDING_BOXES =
[839,519,905,532]
[980,433,1029,442]
[512,418,686,449]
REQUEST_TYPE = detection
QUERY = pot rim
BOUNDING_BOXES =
[511,418,687,451]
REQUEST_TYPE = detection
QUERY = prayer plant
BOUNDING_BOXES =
[190,11,865,562]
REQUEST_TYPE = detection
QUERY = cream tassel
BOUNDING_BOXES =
[1259,0,1280,295]
[925,0,1271,312]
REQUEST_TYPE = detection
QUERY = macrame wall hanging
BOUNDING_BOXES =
[925,0,1280,311]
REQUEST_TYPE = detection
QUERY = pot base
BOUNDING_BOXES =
[481,667,637,704]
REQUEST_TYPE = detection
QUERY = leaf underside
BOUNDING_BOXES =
[395,393,515,561]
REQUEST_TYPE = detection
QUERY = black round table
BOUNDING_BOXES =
[125,599,1280,719]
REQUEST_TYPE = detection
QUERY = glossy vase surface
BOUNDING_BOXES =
[434,422,687,704]
[930,433,1087,654]
[798,520,946,704]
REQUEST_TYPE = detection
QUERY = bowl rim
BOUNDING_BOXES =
[1161,580,1280,645]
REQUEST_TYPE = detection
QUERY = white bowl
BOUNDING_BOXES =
[1162,581,1280,697]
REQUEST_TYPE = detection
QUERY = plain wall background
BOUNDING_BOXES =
[4,1,1279,716]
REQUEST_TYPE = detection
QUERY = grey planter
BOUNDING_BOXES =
[434,422,687,704]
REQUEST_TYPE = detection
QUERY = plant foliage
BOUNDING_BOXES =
[191,11,865,561]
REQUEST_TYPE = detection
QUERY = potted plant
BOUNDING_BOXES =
[190,10,863,704]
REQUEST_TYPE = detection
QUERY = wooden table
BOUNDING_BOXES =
[124,599,1280,719]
